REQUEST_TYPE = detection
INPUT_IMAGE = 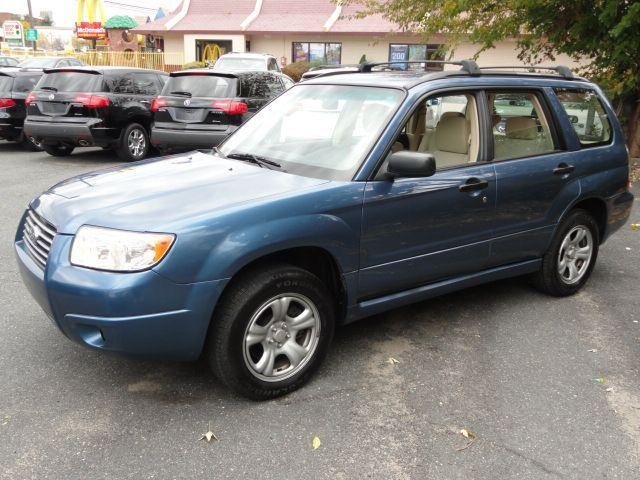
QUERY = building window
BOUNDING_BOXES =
[292,42,342,65]
[388,44,444,71]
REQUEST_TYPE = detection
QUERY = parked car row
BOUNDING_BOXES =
[1,53,294,160]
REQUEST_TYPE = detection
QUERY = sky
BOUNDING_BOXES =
[3,0,182,28]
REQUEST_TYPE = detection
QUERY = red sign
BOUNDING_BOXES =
[75,22,106,39]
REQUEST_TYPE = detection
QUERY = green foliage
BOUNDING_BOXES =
[346,1,640,97]
[182,61,206,69]
[104,16,138,30]
[345,0,640,153]
[359,54,368,64]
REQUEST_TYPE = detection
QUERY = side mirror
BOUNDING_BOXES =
[569,115,579,124]
[387,151,436,178]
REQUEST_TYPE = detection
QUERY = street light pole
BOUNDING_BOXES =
[26,0,36,52]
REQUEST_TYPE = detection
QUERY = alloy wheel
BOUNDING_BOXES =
[243,294,321,382]
[128,128,146,158]
[557,225,593,285]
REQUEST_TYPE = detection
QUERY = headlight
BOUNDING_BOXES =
[70,226,175,272]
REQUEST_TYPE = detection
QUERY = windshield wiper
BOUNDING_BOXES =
[40,86,58,92]
[226,151,283,170]
[169,90,192,97]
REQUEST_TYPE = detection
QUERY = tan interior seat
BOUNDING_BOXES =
[494,116,545,159]
[426,114,470,168]
[418,111,466,154]
[406,106,426,151]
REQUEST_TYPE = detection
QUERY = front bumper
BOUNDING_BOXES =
[23,117,119,147]
[151,124,235,150]
[15,221,228,361]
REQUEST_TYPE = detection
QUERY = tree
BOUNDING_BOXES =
[344,0,640,156]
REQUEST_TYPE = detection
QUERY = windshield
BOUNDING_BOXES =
[164,75,237,98]
[219,84,404,181]
[214,57,265,71]
[37,72,103,92]
[19,58,58,68]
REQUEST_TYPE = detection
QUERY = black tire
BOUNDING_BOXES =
[42,144,74,157]
[116,123,149,162]
[532,209,599,296]
[207,263,335,400]
[20,133,43,152]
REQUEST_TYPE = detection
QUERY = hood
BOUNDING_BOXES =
[31,151,328,234]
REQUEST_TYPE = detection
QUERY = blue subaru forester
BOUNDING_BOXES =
[15,61,634,399]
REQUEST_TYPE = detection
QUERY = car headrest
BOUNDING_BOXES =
[435,115,469,154]
[506,117,538,140]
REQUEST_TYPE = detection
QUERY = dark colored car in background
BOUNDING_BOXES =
[24,67,167,160]
[19,56,85,70]
[151,69,293,152]
[0,68,44,150]
[0,57,19,68]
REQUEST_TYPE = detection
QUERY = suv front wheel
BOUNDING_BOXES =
[207,264,335,399]
[117,123,149,161]
[533,209,599,296]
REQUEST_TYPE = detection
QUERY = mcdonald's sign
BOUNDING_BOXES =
[76,0,106,39]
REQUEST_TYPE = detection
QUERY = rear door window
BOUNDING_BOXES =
[163,75,237,98]
[133,73,160,95]
[38,72,103,92]
[107,74,135,94]
[489,91,556,160]
[241,73,282,99]
[554,88,612,147]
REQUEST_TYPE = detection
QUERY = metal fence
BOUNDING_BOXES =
[1,49,185,72]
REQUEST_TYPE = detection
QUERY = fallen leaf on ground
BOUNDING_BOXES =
[631,224,639,231]
[606,387,614,393]
[587,348,598,353]
[625,247,632,251]
[312,436,322,450]
[387,357,400,365]
[200,430,219,442]
[595,377,607,384]
[460,429,476,439]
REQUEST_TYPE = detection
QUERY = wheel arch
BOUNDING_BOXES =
[215,245,348,323]
[568,196,607,243]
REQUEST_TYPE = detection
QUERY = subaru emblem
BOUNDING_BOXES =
[184,99,191,106]
[48,93,55,100]
[31,224,41,242]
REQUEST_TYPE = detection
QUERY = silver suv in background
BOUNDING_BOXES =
[212,52,281,72]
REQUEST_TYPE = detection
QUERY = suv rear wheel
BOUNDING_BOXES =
[116,123,149,162]
[207,263,335,399]
[532,209,599,296]
[42,144,75,157]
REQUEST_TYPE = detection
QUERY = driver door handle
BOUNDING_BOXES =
[553,163,575,175]
[459,178,489,192]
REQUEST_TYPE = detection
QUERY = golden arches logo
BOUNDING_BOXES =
[201,44,223,63]
[76,0,106,24]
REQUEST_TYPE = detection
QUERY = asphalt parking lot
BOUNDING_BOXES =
[1,141,639,479]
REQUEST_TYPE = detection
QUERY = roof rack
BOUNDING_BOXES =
[360,60,481,75]
[479,65,574,79]
[308,64,360,72]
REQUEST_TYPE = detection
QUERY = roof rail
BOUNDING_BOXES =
[479,65,574,79]
[360,60,480,75]
[308,63,361,72]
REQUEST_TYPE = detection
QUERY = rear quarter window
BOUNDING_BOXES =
[14,74,41,93]
[38,72,104,92]
[0,75,13,92]
[554,88,612,147]
[240,73,283,99]
[163,75,237,98]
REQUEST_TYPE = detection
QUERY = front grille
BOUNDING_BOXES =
[23,209,57,268]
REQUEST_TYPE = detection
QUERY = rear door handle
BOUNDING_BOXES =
[553,163,575,175]
[459,178,489,192]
